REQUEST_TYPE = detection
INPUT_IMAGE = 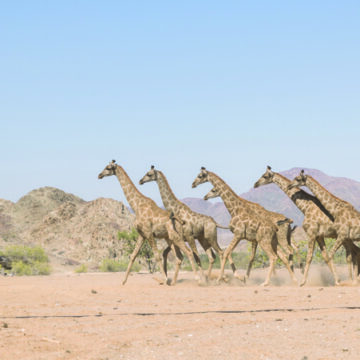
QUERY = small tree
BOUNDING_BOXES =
[118,228,156,272]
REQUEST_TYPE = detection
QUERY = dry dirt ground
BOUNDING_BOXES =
[1,266,360,360]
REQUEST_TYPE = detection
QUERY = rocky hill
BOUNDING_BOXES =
[0,187,135,270]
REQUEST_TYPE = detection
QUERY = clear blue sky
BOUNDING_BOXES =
[1,1,359,206]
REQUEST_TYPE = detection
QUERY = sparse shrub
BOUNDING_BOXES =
[118,228,155,272]
[296,238,346,266]
[100,258,122,272]
[11,260,51,276]
[75,264,88,273]
[0,245,51,276]
[178,251,250,272]
[1,245,48,264]
[240,237,347,270]
[99,258,141,273]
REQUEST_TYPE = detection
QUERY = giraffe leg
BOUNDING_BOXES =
[162,245,172,277]
[167,222,203,283]
[202,226,224,279]
[327,236,345,286]
[144,233,171,285]
[261,255,276,286]
[268,231,298,285]
[316,237,341,284]
[171,244,183,285]
[204,248,216,279]
[276,225,294,271]
[246,241,258,279]
[351,249,358,285]
[259,241,277,286]
[217,235,241,283]
[300,236,316,287]
[122,235,145,285]
[219,249,239,279]
[356,247,360,280]
[347,241,360,284]
[276,247,298,285]
[197,235,215,280]
[345,245,354,282]
[185,234,203,270]
[344,241,359,284]
[227,252,236,274]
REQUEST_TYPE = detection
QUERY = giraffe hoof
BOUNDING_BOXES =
[235,274,246,283]
[152,276,165,285]
[216,276,224,284]
[260,282,269,287]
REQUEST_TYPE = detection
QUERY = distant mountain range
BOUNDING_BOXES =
[182,167,360,226]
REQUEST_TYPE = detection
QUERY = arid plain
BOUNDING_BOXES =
[1,267,360,360]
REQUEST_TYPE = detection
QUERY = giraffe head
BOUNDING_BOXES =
[139,165,158,185]
[98,160,117,179]
[192,167,209,188]
[254,166,274,188]
[203,187,220,200]
[288,170,307,189]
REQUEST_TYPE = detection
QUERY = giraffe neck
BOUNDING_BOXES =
[272,173,310,214]
[273,172,334,222]
[114,165,147,214]
[304,175,345,216]
[156,171,183,212]
[207,172,246,217]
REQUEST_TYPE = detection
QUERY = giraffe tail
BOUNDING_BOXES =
[215,223,230,230]
[276,217,293,226]
[169,212,185,232]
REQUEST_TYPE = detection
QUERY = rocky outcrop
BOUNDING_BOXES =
[0,187,135,270]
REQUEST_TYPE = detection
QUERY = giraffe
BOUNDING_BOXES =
[139,166,234,279]
[203,184,295,279]
[192,167,298,286]
[254,166,360,285]
[98,160,201,285]
[204,187,259,279]
[289,169,360,284]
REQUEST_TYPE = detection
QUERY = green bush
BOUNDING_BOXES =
[240,238,348,270]
[99,258,140,273]
[11,260,51,276]
[1,245,48,263]
[118,228,156,272]
[296,237,347,266]
[74,264,88,273]
[0,245,51,276]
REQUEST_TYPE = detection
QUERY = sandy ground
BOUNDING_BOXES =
[1,266,360,360]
